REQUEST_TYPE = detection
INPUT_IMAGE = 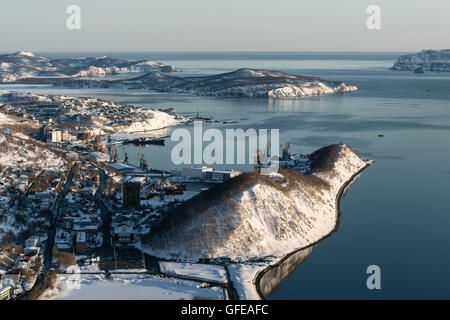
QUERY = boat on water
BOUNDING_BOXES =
[130,137,165,146]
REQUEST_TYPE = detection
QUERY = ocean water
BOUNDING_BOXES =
[3,52,450,299]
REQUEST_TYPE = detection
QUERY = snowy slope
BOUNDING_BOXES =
[59,68,358,98]
[111,109,180,133]
[140,144,368,261]
[392,49,450,72]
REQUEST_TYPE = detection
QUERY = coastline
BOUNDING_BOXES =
[253,162,372,300]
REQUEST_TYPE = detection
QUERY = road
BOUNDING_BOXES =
[44,163,77,270]
[224,264,240,300]
[89,163,113,255]
[21,163,77,299]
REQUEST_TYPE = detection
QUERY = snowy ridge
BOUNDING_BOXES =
[392,49,450,72]
[59,68,358,98]
[141,144,368,261]
[0,51,177,83]
[111,109,180,133]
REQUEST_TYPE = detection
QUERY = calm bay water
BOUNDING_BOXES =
[4,52,450,299]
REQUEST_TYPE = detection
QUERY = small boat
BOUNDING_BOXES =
[130,137,165,146]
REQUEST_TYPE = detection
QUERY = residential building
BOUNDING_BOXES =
[76,232,86,254]
[182,166,213,179]
[204,170,241,182]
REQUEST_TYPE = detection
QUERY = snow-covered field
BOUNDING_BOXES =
[159,262,228,284]
[43,274,224,300]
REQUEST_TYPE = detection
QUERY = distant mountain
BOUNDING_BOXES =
[392,49,450,72]
[59,68,358,98]
[0,51,177,83]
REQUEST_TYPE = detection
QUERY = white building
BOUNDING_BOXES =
[114,222,135,244]
[204,170,241,183]
[62,131,76,141]
[46,129,62,143]
[182,166,213,179]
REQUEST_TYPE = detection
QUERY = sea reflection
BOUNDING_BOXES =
[258,245,316,298]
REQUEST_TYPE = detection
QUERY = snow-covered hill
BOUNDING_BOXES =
[59,68,357,98]
[392,49,450,72]
[0,51,177,83]
[140,144,369,261]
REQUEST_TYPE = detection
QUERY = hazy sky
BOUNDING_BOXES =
[1,0,448,52]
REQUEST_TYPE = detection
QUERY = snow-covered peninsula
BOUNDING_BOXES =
[141,144,369,261]
[392,49,450,72]
[0,90,184,136]
[137,144,370,299]
[58,68,358,98]
[0,51,177,83]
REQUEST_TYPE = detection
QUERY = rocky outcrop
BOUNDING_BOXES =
[392,49,450,72]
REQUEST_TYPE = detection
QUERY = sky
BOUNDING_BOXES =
[0,0,448,52]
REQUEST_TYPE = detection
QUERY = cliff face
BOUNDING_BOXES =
[140,144,367,261]
[392,49,450,72]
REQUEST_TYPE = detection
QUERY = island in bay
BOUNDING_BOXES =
[392,49,450,73]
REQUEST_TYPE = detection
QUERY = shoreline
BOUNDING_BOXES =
[253,162,372,300]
